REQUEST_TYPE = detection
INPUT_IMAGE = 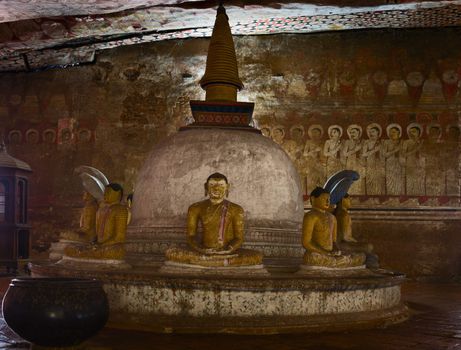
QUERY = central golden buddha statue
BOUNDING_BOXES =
[165,173,263,267]
[302,187,365,269]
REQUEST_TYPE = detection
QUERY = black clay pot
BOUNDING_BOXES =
[2,277,109,347]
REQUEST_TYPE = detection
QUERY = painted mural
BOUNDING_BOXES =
[260,116,460,206]
[3,2,461,72]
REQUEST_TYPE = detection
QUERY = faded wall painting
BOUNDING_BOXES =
[260,115,460,206]
[2,29,461,255]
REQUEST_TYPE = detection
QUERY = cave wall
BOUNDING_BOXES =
[0,28,460,278]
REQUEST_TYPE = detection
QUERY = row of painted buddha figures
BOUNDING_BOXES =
[64,171,377,270]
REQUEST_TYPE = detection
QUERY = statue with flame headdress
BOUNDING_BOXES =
[302,170,378,269]
[62,166,128,260]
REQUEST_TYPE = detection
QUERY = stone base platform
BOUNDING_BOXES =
[124,226,304,268]
[159,261,270,276]
[30,263,407,334]
[297,264,367,273]
[49,239,87,261]
[57,256,132,270]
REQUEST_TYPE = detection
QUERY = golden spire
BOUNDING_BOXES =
[200,3,243,102]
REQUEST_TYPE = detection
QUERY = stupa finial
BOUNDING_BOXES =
[183,2,255,131]
[199,3,243,102]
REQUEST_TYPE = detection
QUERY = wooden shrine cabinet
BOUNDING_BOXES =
[0,143,32,272]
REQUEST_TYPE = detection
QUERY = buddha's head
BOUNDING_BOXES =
[338,194,351,210]
[104,183,123,204]
[82,190,96,203]
[329,127,341,141]
[347,125,362,141]
[310,128,321,141]
[290,125,305,144]
[367,127,380,140]
[310,187,330,211]
[389,127,401,140]
[43,129,56,144]
[261,127,271,137]
[61,128,72,143]
[308,125,323,142]
[204,173,229,202]
[271,126,285,145]
[447,125,460,142]
[26,130,39,144]
[408,126,421,140]
[349,128,360,140]
[259,125,271,138]
[428,125,441,141]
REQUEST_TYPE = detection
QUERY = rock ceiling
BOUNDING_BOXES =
[1,0,461,72]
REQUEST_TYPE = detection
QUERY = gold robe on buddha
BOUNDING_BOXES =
[165,199,262,267]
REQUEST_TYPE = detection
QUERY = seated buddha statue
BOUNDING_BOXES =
[302,187,365,269]
[334,194,379,268]
[65,183,128,260]
[165,173,263,267]
[60,190,98,243]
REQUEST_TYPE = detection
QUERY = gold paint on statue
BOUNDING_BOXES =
[186,199,243,253]
[334,195,378,268]
[65,243,125,260]
[302,188,365,268]
[335,195,355,243]
[96,185,128,246]
[65,184,128,260]
[60,191,98,243]
[199,4,243,102]
[165,173,262,267]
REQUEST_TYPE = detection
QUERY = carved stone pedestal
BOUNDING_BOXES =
[31,262,407,334]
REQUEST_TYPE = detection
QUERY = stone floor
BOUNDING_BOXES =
[0,277,460,350]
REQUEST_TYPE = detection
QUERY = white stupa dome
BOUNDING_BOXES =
[132,128,303,229]
[126,128,304,263]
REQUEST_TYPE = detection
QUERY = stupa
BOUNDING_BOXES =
[126,3,304,268]
[32,4,407,334]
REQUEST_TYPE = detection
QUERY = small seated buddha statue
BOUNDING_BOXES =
[334,194,379,268]
[65,183,128,260]
[302,187,365,269]
[165,173,263,267]
[60,190,98,243]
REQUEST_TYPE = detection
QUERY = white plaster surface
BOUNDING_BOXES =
[131,129,304,228]
[105,283,401,318]
[299,265,367,271]
[58,256,131,267]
